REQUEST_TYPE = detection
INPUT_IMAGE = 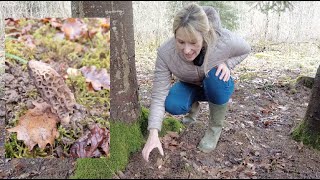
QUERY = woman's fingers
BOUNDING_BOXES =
[142,144,153,162]
[223,70,230,82]
[158,144,164,156]
[215,65,222,77]
[142,146,147,161]
[142,134,163,162]
[215,63,230,82]
[219,69,226,80]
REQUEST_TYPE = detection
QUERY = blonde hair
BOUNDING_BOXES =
[173,3,218,76]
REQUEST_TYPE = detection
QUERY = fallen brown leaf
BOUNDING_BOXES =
[7,102,59,150]
[80,66,110,91]
[61,18,87,40]
[70,123,110,158]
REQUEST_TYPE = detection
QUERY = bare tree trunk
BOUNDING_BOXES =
[264,11,269,41]
[293,65,320,149]
[305,65,320,132]
[71,1,140,123]
[276,13,281,41]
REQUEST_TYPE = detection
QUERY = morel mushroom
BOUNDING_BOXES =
[27,60,76,125]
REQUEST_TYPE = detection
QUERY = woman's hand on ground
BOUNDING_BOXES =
[142,128,164,162]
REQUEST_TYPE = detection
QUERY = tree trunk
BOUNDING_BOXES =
[276,12,281,42]
[264,11,269,41]
[71,1,140,123]
[292,65,320,149]
[304,65,320,132]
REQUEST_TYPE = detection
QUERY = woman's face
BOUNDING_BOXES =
[175,27,203,62]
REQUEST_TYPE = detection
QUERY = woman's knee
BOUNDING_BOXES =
[165,97,189,115]
[164,81,197,115]
[203,68,234,105]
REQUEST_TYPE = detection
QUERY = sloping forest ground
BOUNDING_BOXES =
[1,39,320,178]
[121,42,320,179]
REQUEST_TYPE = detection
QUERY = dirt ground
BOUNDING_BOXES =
[1,43,320,179]
[120,43,320,179]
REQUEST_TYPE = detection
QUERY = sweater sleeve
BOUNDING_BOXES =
[147,50,172,132]
[225,33,251,69]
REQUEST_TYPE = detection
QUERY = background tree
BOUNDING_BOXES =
[248,1,294,41]
[250,1,294,14]
[72,1,140,123]
[292,65,320,149]
[199,1,240,31]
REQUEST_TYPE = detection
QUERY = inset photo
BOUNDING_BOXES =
[4,17,111,158]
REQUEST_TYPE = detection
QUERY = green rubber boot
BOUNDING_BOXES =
[182,101,200,125]
[198,102,228,153]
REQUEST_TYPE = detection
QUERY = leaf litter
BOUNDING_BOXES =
[122,43,320,179]
[4,17,111,159]
[7,101,59,151]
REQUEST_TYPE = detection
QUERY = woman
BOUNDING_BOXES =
[142,3,251,162]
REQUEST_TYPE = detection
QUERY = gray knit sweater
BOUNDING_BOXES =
[147,6,251,131]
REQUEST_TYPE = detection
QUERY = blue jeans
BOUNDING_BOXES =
[165,68,234,115]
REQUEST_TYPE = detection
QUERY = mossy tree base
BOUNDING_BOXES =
[296,76,314,89]
[71,120,144,179]
[291,121,320,150]
[71,107,183,179]
[292,65,320,151]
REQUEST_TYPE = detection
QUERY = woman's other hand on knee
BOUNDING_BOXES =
[215,63,230,82]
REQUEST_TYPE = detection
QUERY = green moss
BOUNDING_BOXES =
[5,39,34,65]
[33,25,83,64]
[26,89,39,99]
[139,107,184,138]
[5,104,31,158]
[291,121,320,150]
[93,116,110,129]
[296,76,314,89]
[71,120,144,179]
[81,50,110,69]
[5,133,24,158]
[80,32,110,69]
[5,133,53,158]
[71,106,182,179]
[66,75,110,114]
[9,104,28,127]
[159,116,184,137]
[239,72,257,82]
[138,106,150,138]
[254,52,272,59]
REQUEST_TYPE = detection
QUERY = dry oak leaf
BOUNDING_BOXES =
[7,102,59,151]
[61,18,87,40]
[80,66,110,91]
[70,123,110,158]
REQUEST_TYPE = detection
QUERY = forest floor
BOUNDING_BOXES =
[121,42,320,179]
[1,42,320,179]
